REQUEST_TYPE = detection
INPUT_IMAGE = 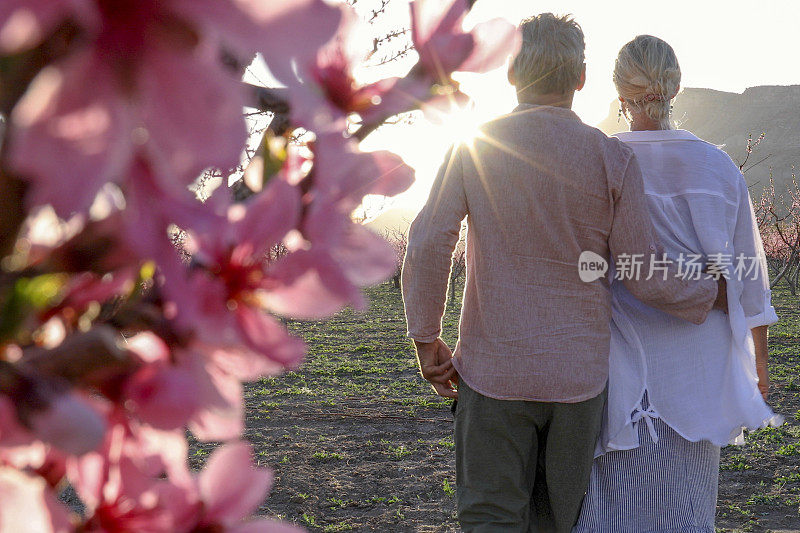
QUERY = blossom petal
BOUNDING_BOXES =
[138,45,247,189]
[235,179,301,257]
[173,0,342,84]
[198,442,272,527]
[0,467,72,533]
[28,392,106,456]
[125,365,201,430]
[330,224,397,287]
[264,250,356,320]
[270,247,366,316]
[410,0,466,48]
[185,351,244,442]
[458,18,521,73]
[419,32,474,76]
[0,0,95,53]
[234,306,305,373]
[126,332,171,365]
[133,425,192,487]
[8,50,132,217]
[230,519,305,533]
[314,136,415,205]
[363,82,470,125]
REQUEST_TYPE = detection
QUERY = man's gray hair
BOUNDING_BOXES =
[512,13,585,96]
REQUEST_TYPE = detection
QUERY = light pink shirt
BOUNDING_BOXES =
[401,105,718,403]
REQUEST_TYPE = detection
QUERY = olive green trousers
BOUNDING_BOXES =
[453,380,607,533]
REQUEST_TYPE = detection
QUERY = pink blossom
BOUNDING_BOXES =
[54,269,137,315]
[155,177,307,378]
[312,133,416,206]
[28,392,106,456]
[360,0,520,122]
[182,346,248,442]
[171,0,342,85]
[0,0,96,53]
[267,211,398,319]
[5,0,339,219]
[68,413,198,532]
[190,441,302,533]
[411,0,520,76]
[71,431,295,532]
[0,397,53,472]
[123,325,289,441]
[295,7,396,125]
[265,135,414,319]
[1,382,105,458]
[9,41,245,218]
[119,175,307,440]
[0,467,73,533]
[124,362,202,431]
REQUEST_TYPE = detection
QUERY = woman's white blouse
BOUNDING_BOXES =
[600,129,780,454]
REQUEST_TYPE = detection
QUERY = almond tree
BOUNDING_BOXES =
[760,172,800,294]
[0,1,519,530]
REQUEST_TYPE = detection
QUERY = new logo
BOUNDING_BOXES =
[578,251,608,282]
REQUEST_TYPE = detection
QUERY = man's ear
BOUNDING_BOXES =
[575,63,587,92]
[507,62,516,86]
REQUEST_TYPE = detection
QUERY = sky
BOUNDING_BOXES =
[356,0,800,213]
[249,0,800,215]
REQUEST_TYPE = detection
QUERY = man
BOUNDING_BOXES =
[401,13,726,533]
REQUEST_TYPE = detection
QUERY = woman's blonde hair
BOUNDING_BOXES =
[614,35,681,129]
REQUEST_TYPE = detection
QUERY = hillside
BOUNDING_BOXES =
[364,207,417,235]
[596,85,800,196]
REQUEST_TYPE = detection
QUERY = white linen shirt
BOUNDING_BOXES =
[600,129,780,454]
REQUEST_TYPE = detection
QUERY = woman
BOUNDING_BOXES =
[574,35,779,532]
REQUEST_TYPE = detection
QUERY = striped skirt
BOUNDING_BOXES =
[573,396,720,533]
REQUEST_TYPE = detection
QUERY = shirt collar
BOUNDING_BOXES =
[613,129,701,143]
[511,103,582,123]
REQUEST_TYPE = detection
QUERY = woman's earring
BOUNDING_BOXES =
[617,105,623,123]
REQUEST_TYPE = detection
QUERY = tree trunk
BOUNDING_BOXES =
[770,249,798,289]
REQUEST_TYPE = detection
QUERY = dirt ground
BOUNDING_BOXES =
[187,283,800,532]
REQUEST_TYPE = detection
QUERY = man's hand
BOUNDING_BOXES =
[414,338,459,399]
[712,277,728,313]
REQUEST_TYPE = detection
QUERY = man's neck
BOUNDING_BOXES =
[517,91,574,109]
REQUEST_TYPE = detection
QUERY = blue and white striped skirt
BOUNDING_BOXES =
[573,396,720,533]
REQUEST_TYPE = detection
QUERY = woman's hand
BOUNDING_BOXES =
[752,325,770,401]
[756,362,770,401]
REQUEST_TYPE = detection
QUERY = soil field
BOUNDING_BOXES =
[188,283,800,532]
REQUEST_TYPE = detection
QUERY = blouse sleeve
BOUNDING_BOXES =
[732,175,779,329]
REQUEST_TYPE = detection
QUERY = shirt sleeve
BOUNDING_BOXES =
[732,176,779,328]
[608,152,718,325]
[402,146,468,342]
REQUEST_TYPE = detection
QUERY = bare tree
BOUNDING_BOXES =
[383,227,408,290]
[448,222,468,305]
